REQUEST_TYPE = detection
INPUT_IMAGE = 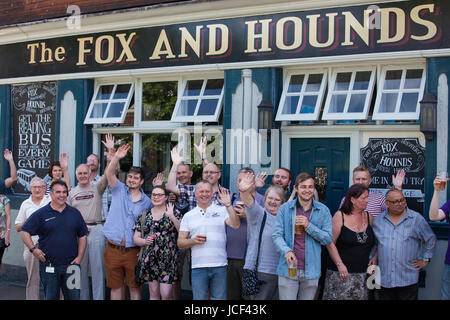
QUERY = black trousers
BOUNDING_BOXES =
[377,283,419,300]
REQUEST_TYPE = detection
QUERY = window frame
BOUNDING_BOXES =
[84,82,135,124]
[170,77,225,122]
[321,67,376,120]
[372,65,426,120]
[275,69,328,121]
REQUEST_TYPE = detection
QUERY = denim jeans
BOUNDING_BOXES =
[442,264,450,300]
[39,261,81,300]
[278,269,319,300]
[191,266,227,300]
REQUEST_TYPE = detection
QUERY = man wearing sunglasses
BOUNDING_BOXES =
[372,188,436,300]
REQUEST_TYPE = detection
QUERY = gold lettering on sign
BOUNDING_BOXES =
[179,26,203,58]
[342,10,372,46]
[307,13,338,48]
[54,47,66,62]
[276,17,303,50]
[244,19,272,53]
[206,24,229,56]
[76,37,94,66]
[95,35,115,64]
[411,4,437,41]
[116,32,138,62]
[26,43,39,64]
[377,8,405,43]
[149,29,176,60]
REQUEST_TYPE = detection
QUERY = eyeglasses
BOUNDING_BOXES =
[151,193,166,198]
[31,186,46,189]
[386,198,406,205]
[203,171,220,175]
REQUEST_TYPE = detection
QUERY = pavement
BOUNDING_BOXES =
[0,282,44,300]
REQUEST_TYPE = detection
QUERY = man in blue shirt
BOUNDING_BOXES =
[21,180,88,300]
[102,143,152,300]
[0,149,18,193]
[373,188,436,300]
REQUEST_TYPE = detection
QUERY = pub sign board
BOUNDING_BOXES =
[12,82,57,194]
[360,138,425,214]
[0,0,448,79]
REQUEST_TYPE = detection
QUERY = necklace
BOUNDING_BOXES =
[353,212,368,244]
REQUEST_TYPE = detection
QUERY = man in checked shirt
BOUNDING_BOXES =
[372,188,436,300]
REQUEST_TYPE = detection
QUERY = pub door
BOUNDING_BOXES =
[290,138,350,215]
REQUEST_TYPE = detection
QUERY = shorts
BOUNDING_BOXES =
[104,243,140,289]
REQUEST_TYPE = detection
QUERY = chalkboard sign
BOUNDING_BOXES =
[12,82,57,194]
[360,138,425,214]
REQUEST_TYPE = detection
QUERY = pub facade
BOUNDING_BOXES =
[0,0,448,299]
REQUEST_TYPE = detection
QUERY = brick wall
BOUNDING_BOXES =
[0,0,188,27]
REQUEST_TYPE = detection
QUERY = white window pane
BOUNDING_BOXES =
[399,93,419,112]
[282,96,299,114]
[113,84,132,99]
[353,72,371,90]
[348,94,366,113]
[90,103,108,118]
[404,69,423,89]
[204,79,224,96]
[178,99,197,116]
[334,73,351,91]
[384,70,402,90]
[300,96,317,114]
[96,85,114,100]
[288,75,304,93]
[184,80,203,96]
[379,93,398,112]
[305,74,323,92]
[197,99,218,115]
[329,94,346,113]
[107,102,126,118]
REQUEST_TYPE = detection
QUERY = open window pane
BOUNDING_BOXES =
[373,66,425,120]
[184,80,203,96]
[306,74,323,92]
[84,83,134,124]
[276,71,326,121]
[300,96,317,114]
[288,75,304,93]
[204,79,224,95]
[172,78,224,122]
[404,69,423,89]
[329,94,346,113]
[322,68,375,120]
[399,93,419,112]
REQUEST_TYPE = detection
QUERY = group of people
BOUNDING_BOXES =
[0,134,448,301]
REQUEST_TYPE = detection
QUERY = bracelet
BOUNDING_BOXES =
[336,262,342,267]
[226,204,232,208]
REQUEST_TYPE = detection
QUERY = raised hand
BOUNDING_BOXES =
[255,171,267,189]
[101,133,115,150]
[392,169,406,190]
[171,146,184,165]
[59,153,69,170]
[217,187,232,207]
[194,136,207,157]
[3,149,13,162]
[238,172,255,193]
[115,144,130,159]
[152,172,164,186]
[165,202,175,218]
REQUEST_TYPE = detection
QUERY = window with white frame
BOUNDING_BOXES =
[275,71,327,121]
[84,83,134,124]
[171,78,224,122]
[322,68,376,120]
[372,66,426,120]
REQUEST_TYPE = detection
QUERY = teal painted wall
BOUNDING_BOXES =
[426,57,450,239]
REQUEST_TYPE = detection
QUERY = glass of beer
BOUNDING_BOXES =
[235,201,244,210]
[198,225,207,243]
[440,171,448,191]
[288,259,297,278]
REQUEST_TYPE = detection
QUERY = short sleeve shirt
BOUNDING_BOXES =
[439,201,450,265]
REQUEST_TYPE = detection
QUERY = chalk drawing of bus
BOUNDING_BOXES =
[17,169,36,192]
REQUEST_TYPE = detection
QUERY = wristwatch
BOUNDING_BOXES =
[423,258,431,262]
[29,247,36,253]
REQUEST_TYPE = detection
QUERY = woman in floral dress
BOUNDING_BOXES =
[134,185,181,300]
[0,194,11,265]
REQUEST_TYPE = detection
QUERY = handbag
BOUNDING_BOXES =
[242,212,267,297]
[0,237,10,249]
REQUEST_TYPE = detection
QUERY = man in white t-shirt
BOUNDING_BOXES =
[177,180,240,300]
[67,163,107,300]
[15,177,50,300]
